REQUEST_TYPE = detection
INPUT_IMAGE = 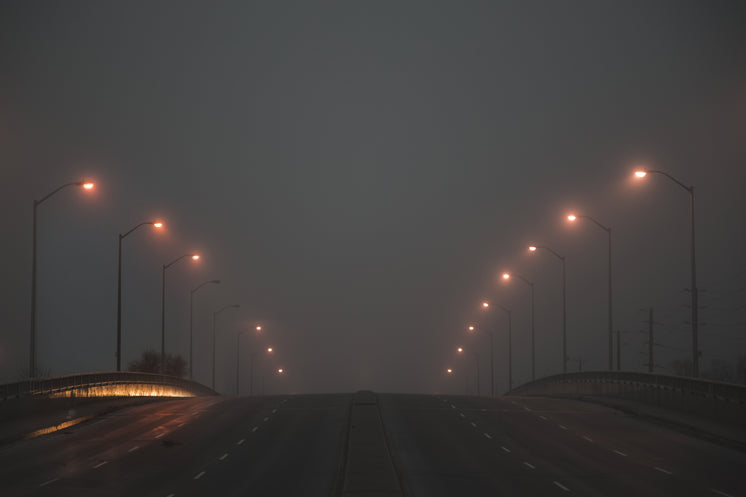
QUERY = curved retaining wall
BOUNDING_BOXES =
[0,372,217,400]
[508,371,746,426]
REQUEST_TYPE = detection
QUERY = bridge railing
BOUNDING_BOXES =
[0,372,217,400]
[507,371,746,425]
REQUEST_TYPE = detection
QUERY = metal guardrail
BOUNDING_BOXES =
[0,372,217,400]
[507,371,746,405]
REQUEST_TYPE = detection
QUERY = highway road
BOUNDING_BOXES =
[1,393,744,496]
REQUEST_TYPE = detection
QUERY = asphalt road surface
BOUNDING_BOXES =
[1,393,744,496]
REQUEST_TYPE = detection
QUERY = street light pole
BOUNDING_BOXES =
[635,170,698,377]
[211,304,240,390]
[529,245,567,373]
[29,180,94,378]
[503,272,535,380]
[568,214,613,370]
[249,345,273,396]
[117,221,163,372]
[497,305,513,392]
[189,279,220,380]
[161,253,200,374]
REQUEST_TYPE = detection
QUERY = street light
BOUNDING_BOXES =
[567,213,613,370]
[161,253,200,374]
[211,303,240,390]
[469,312,495,397]
[634,168,699,377]
[29,180,95,378]
[236,329,269,395]
[457,346,480,395]
[502,271,536,381]
[250,346,274,396]
[528,244,568,373]
[115,221,163,371]
[480,300,513,392]
[189,279,221,380]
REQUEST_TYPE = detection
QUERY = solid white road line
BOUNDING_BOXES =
[193,471,206,480]
[613,450,627,457]
[237,438,245,445]
[93,461,108,469]
[501,446,511,453]
[710,489,734,497]
[523,462,536,469]
[128,445,140,453]
[654,467,672,475]
[40,478,59,487]
[553,481,570,491]
[219,453,229,461]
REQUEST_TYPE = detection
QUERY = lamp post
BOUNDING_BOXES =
[211,304,240,390]
[567,213,613,370]
[250,344,273,396]
[481,302,513,392]
[502,272,535,380]
[116,221,163,371]
[528,245,567,373]
[161,253,200,374]
[471,305,495,396]
[189,279,220,380]
[457,346,480,396]
[634,169,699,377]
[29,180,94,378]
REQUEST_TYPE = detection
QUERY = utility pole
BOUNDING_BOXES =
[616,330,621,371]
[648,308,654,373]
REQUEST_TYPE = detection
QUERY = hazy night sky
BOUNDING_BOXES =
[1,1,745,394]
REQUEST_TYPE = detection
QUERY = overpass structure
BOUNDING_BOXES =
[1,372,745,496]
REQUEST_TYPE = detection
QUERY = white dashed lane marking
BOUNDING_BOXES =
[459,413,465,418]
[483,433,492,439]
[40,478,59,487]
[554,481,570,492]
[237,438,245,445]
[582,435,594,442]
[539,415,547,420]
[710,489,734,497]
[219,453,229,461]
[128,446,140,453]
[263,417,269,422]
[501,446,511,453]
[654,467,672,475]
[252,426,259,432]
[523,462,536,469]
[193,471,206,480]
[558,424,568,430]
[613,450,627,457]
[93,461,108,469]
[272,409,277,414]
[470,422,477,428]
